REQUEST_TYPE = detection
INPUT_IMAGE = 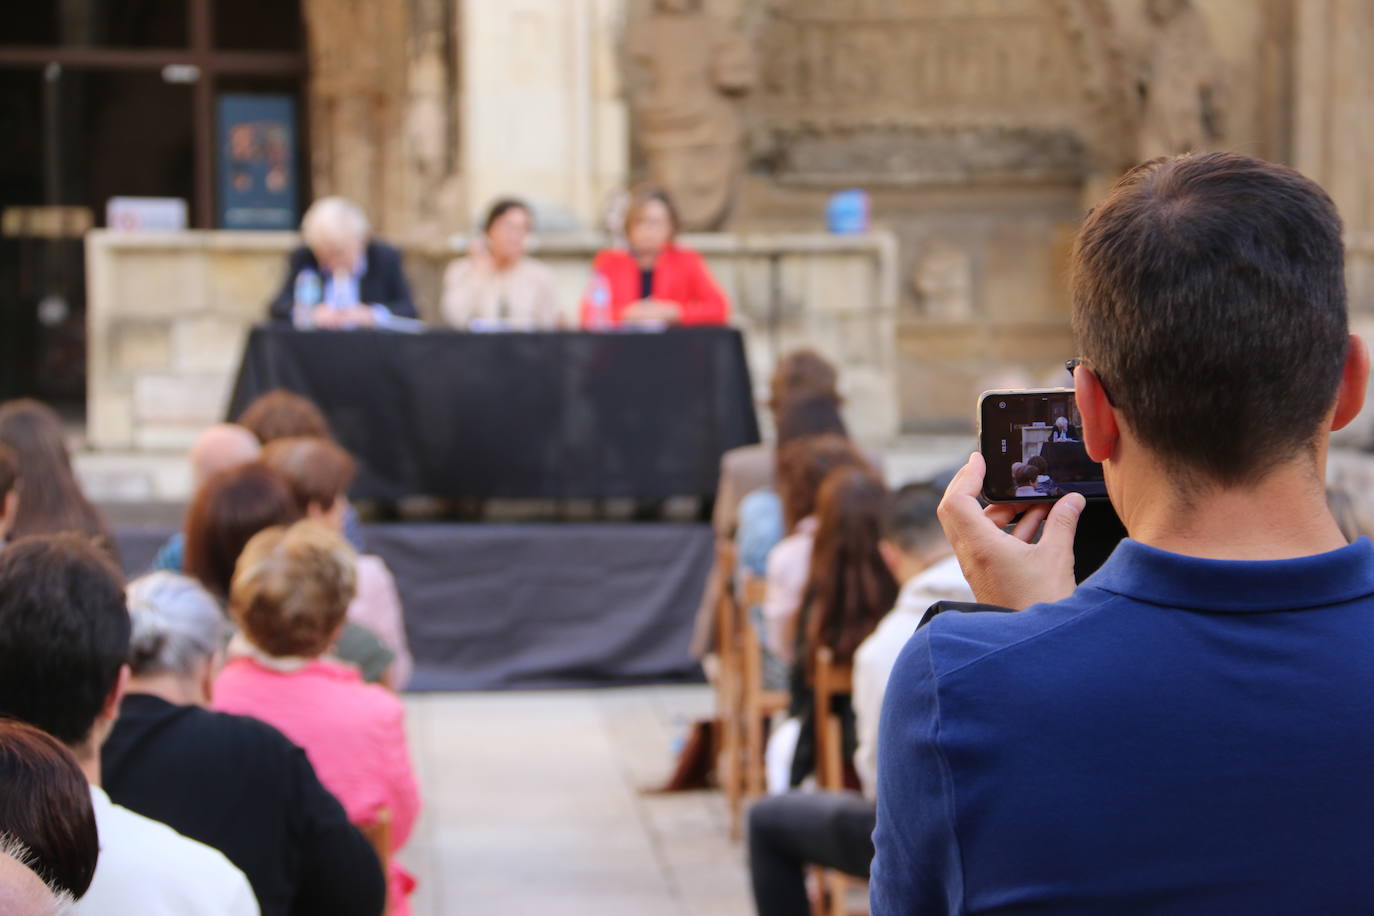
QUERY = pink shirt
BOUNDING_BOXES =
[762,516,819,661]
[213,657,421,914]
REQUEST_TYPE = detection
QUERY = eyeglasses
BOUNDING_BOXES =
[1065,357,1116,406]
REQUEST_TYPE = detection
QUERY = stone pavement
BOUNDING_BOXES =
[398,686,753,916]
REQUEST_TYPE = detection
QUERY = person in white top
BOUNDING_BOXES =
[747,483,972,916]
[0,534,259,916]
[441,198,561,330]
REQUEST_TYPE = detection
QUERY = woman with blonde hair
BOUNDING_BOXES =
[213,521,421,915]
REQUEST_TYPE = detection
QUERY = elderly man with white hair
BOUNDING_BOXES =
[267,196,417,328]
[102,572,386,916]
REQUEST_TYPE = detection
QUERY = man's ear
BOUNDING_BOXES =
[877,539,903,579]
[1331,334,1370,432]
[1076,366,1118,463]
[100,665,130,726]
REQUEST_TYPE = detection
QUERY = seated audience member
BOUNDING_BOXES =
[0,399,115,558]
[579,186,728,327]
[783,467,898,788]
[214,522,421,915]
[102,573,386,916]
[762,435,866,664]
[0,443,18,548]
[268,196,416,327]
[874,153,1374,912]
[183,463,394,684]
[442,198,560,330]
[1012,462,1040,496]
[748,484,971,916]
[1026,453,1051,488]
[151,424,262,573]
[0,534,258,915]
[262,437,412,688]
[0,719,99,901]
[236,390,366,552]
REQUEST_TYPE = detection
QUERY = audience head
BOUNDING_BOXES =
[775,433,865,531]
[229,521,358,660]
[880,483,949,582]
[1027,455,1049,476]
[187,424,261,489]
[0,838,74,916]
[774,394,848,447]
[183,462,300,598]
[482,198,534,268]
[300,196,370,276]
[768,350,839,419]
[0,719,99,900]
[126,573,229,705]
[0,400,108,547]
[236,390,332,444]
[624,186,678,258]
[260,437,357,532]
[805,467,899,664]
[0,534,129,758]
[1071,152,1353,488]
[0,443,19,542]
[1014,464,1038,487]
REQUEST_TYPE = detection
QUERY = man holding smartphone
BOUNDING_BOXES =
[871,152,1374,914]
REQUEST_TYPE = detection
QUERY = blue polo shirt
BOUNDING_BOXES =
[872,537,1374,915]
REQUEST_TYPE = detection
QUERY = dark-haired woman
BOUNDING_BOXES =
[0,398,116,558]
[579,186,729,328]
[786,466,898,787]
[441,198,560,330]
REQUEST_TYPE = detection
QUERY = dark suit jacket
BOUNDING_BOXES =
[103,693,386,916]
[268,240,417,321]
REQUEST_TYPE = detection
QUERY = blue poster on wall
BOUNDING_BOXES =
[217,94,297,230]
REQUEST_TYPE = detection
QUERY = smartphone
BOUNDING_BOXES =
[978,388,1108,504]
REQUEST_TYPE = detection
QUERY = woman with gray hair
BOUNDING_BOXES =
[102,573,385,916]
[266,196,417,329]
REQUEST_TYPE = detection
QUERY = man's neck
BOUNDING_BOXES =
[127,675,203,708]
[1114,455,1349,561]
[75,746,101,787]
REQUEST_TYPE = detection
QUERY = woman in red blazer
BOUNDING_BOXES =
[580,187,730,328]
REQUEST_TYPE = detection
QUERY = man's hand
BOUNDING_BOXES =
[937,452,1085,610]
[311,305,344,329]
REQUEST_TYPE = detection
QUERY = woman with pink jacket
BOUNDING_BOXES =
[213,521,421,915]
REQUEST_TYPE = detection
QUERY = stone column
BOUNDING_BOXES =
[1295,0,1374,314]
[460,0,628,230]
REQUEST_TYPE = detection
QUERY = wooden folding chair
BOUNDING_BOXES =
[812,647,867,916]
[740,574,789,801]
[357,807,391,914]
[713,539,746,839]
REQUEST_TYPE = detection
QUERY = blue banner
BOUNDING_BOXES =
[217,94,297,230]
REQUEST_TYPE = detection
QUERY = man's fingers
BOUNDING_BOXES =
[1010,504,1050,542]
[1039,492,1086,555]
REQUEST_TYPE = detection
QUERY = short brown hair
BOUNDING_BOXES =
[236,390,332,444]
[261,437,357,514]
[183,462,300,597]
[769,350,839,416]
[0,718,99,899]
[775,434,865,532]
[230,521,357,659]
[1072,153,1348,485]
[623,185,679,239]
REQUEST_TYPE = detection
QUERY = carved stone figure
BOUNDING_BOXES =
[625,0,756,230]
[1136,0,1226,160]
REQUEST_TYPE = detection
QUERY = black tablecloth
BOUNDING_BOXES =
[227,326,760,502]
[113,522,710,691]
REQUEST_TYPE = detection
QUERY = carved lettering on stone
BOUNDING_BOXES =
[625,0,757,230]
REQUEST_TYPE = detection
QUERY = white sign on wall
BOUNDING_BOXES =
[106,197,188,232]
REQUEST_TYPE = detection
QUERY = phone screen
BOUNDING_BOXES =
[979,389,1108,503]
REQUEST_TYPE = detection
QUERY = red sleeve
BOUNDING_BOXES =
[579,251,636,328]
[676,250,730,326]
